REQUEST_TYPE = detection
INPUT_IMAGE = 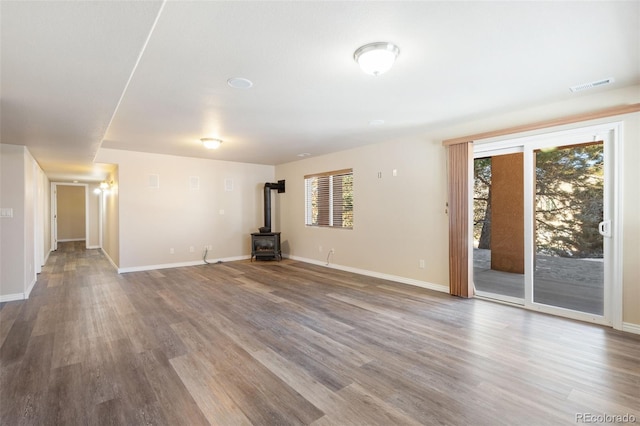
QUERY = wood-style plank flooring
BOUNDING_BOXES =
[1,242,639,425]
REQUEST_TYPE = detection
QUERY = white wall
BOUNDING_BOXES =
[277,138,449,291]
[621,112,640,328]
[87,182,100,248]
[94,149,275,271]
[23,149,36,296]
[1,144,26,299]
[0,144,48,301]
[100,168,120,267]
[36,165,50,272]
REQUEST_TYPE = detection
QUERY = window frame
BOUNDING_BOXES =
[304,168,353,229]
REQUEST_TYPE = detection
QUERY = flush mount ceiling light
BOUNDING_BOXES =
[201,138,223,149]
[227,77,253,89]
[354,42,400,76]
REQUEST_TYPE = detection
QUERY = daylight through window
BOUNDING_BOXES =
[304,169,353,228]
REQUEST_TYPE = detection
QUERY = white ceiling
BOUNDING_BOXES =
[2,1,639,182]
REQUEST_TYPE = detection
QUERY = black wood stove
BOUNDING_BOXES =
[251,180,285,261]
[251,232,281,261]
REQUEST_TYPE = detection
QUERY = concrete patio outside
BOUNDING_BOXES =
[473,248,604,315]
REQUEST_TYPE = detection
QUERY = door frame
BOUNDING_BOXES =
[51,182,90,251]
[472,122,623,329]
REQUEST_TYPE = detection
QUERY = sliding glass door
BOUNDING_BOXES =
[473,124,619,325]
[473,149,525,304]
[532,143,605,315]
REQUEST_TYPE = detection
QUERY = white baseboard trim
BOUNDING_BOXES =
[86,245,101,249]
[102,249,119,272]
[286,255,449,294]
[24,277,37,299]
[0,292,25,302]
[622,322,640,335]
[58,238,86,242]
[43,250,50,265]
[118,255,251,274]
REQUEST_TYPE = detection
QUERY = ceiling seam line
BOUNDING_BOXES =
[92,0,167,162]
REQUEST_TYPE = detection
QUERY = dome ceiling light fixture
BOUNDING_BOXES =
[354,42,400,76]
[201,138,223,149]
[227,77,253,89]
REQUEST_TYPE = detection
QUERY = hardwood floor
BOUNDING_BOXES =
[1,242,639,425]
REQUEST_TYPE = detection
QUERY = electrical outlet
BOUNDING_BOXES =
[170,248,175,254]
[189,246,195,253]
[319,245,323,252]
[419,259,425,269]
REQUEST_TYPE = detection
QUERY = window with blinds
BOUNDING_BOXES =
[304,168,353,228]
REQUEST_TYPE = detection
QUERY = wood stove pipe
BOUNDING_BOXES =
[260,180,285,233]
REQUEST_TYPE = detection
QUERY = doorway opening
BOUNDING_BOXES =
[51,183,89,251]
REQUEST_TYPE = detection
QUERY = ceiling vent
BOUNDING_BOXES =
[570,78,614,92]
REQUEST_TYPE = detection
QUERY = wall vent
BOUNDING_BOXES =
[570,77,614,92]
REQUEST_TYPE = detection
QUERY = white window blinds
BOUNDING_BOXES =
[304,169,353,228]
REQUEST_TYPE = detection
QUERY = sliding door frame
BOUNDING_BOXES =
[472,122,623,328]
